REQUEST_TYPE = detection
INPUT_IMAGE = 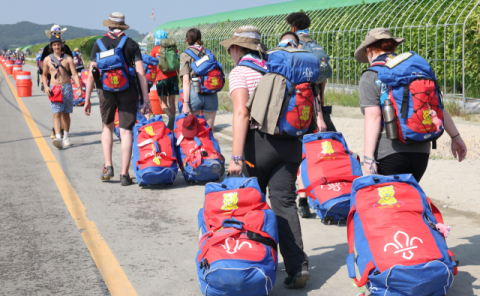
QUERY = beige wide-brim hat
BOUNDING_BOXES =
[354,28,405,63]
[220,26,268,54]
[103,12,130,30]
[45,24,67,38]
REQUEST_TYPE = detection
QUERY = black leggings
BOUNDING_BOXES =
[377,152,429,182]
[243,129,308,275]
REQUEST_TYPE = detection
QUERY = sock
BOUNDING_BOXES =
[56,134,61,139]
[64,131,69,138]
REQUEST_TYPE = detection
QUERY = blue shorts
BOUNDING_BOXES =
[50,83,74,114]
[188,84,218,112]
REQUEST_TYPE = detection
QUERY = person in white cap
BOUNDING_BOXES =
[84,12,151,186]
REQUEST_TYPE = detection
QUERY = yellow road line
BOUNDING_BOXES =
[0,66,137,296]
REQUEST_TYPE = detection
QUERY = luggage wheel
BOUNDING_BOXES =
[324,216,334,225]
[187,180,195,185]
[165,182,173,186]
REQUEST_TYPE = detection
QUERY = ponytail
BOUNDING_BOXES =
[186,28,203,46]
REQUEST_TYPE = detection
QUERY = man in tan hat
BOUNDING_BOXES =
[84,12,150,186]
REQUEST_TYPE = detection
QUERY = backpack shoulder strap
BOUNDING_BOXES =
[96,38,107,52]
[117,36,129,49]
[49,54,71,76]
[184,49,199,61]
[238,61,268,75]
[205,49,212,55]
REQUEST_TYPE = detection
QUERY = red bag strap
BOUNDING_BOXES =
[448,250,458,276]
[354,261,376,287]
[305,176,359,200]
[198,224,275,263]
[426,196,444,224]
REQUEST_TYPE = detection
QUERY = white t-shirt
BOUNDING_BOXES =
[229,64,266,98]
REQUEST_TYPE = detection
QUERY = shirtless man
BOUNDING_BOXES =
[42,35,83,149]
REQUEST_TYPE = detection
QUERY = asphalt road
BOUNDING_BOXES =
[1,64,479,296]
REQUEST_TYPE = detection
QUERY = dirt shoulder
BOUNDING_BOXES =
[214,105,480,215]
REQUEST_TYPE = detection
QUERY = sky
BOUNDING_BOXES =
[0,0,291,33]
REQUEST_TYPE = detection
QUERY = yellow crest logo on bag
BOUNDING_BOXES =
[300,106,311,121]
[111,76,119,86]
[211,77,218,86]
[221,192,239,211]
[144,126,156,136]
[422,110,433,125]
[374,185,404,208]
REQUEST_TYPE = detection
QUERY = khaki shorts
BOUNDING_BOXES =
[99,87,138,130]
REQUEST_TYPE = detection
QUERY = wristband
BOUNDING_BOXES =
[231,155,243,164]
[451,133,460,139]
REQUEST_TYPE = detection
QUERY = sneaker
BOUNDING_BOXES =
[52,138,62,149]
[63,137,71,148]
[50,128,55,139]
[284,270,310,289]
[100,166,114,181]
[120,174,132,186]
[298,198,312,218]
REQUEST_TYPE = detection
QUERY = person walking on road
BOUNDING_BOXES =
[83,12,151,186]
[355,28,467,180]
[179,28,219,129]
[223,28,311,290]
[42,34,83,149]
[72,48,85,72]
[150,30,178,129]
[287,12,336,218]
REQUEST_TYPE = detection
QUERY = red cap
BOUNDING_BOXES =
[182,114,199,138]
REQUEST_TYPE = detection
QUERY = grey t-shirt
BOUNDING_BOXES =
[358,70,430,160]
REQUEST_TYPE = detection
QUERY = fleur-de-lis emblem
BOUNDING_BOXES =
[384,231,423,260]
[303,68,313,81]
[220,238,252,254]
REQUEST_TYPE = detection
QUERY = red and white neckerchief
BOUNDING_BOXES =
[187,44,204,52]
[105,29,126,40]
[51,52,65,79]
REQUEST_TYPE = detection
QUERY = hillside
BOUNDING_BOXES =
[0,21,142,49]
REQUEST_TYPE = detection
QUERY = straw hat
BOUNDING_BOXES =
[103,12,130,30]
[354,28,405,63]
[220,26,268,54]
[45,24,67,38]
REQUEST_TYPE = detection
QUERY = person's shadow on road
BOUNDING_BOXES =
[447,235,480,295]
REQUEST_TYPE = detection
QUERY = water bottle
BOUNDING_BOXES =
[92,66,103,89]
[383,99,397,140]
[192,74,201,93]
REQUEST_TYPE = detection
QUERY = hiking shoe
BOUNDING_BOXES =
[63,137,71,148]
[298,198,312,218]
[167,114,175,131]
[284,270,310,289]
[52,138,62,149]
[120,174,132,186]
[50,128,55,139]
[100,166,114,181]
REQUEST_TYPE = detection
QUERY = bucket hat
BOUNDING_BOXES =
[155,30,168,46]
[45,24,67,38]
[220,26,268,54]
[182,114,199,138]
[103,12,130,30]
[354,28,405,63]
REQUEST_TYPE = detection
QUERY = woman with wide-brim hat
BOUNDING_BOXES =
[221,27,311,290]
[356,28,466,181]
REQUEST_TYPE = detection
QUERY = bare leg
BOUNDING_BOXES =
[102,123,114,167]
[203,111,217,129]
[160,96,172,117]
[119,128,133,175]
[62,113,71,132]
[168,94,176,115]
[53,112,62,134]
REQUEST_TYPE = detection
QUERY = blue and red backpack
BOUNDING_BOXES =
[367,52,444,146]
[347,174,457,296]
[173,114,223,183]
[95,36,131,92]
[14,59,22,65]
[266,47,320,137]
[196,176,278,296]
[132,115,178,186]
[185,47,224,94]
[70,78,86,106]
[142,54,158,85]
[114,110,144,140]
[300,132,362,223]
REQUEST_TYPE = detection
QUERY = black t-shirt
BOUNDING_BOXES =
[90,36,142,67]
